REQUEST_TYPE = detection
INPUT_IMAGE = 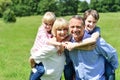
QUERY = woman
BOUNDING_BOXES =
[31,18,69,80]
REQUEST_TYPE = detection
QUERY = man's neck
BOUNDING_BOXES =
[75,38,82,42]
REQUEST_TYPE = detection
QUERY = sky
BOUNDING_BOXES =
[80,0,90,4]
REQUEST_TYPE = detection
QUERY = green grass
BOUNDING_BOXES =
[0,13,120,80]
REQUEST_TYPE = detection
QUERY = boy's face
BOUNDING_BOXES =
[43,22,53,33]
[85,15,97,32]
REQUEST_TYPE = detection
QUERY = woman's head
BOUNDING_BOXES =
[42,11,56,33]
[52,18,69,42]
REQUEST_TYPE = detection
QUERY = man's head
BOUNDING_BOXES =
[83,9,99,32]
[69,15,85,42]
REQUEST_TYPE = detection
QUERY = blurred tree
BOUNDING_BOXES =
[37,0,57,14]
[3,9,16,22]
[78,1,89,12]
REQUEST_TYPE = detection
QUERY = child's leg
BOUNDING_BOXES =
[105,61,115,80]
[30,62,45,80]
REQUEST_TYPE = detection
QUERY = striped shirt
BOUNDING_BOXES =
[30,25,52,54]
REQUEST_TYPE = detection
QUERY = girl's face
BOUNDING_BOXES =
[56,28,68,42]
[85,15,97,32]
[43,22,53,33]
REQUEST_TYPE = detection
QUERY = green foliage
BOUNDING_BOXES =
[78,1,89,12]
[28,0,40,15]
[37,0,56,14]
[112,5,120,12]
[13,4,31,16]
[3,9,16,23]
[0,0,12,17]
[90,0,120,12]
[0,7,2,17]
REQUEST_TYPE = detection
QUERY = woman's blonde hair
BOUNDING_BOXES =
[42,11,56,25]
[52,18,69,37]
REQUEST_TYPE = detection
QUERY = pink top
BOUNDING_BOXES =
[30,25,52,54]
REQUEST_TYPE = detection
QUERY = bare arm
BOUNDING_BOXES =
[47,37,65,55]
[65,32,99,51]
[47,37,61,46]
[76,31,99,47]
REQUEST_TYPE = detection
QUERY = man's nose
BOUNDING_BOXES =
[73,27,78,31]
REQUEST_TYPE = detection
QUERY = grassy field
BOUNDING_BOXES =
[0,13,120,80]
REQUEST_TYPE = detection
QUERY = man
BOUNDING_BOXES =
[65,15,118,80]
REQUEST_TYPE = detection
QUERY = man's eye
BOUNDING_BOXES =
[76,26,82,28]
[70,26,74,28]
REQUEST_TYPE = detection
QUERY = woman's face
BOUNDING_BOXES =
[56,28,68,42]
[85,15,97,32]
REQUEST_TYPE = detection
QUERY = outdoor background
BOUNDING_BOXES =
[0,0,120,80]
[0,12,120,80]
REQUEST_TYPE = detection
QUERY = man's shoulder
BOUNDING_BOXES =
[83,30,91,39]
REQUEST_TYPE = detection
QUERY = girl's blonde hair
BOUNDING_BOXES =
[52,18,69,37]
[42,11,56,25]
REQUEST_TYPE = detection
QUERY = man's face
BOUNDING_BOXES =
[85,15,97,32]
[69,18,85,42]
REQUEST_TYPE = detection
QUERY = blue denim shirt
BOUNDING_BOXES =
[69,31,118,80]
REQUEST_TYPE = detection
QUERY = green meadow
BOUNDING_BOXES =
[0,13,120,80]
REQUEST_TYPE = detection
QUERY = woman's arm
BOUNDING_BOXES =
[47,37,65,55]
[47,37,61,46]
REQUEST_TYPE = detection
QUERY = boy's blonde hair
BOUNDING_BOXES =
[42,11,56,25]
[52,18,69,37]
